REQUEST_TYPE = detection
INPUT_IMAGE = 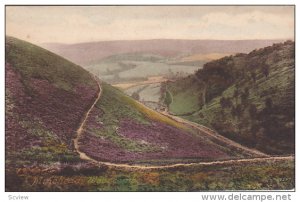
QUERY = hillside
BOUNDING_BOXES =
[165,41,295,155]
[42,39,284,66]
[5,37,99,181]
[5,37,294,191]
[77,82,255,165]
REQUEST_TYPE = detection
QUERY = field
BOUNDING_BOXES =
[167,76,202,115]
[86,54,200,84]
[132,83,162,103]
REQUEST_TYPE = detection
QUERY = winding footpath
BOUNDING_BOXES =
[161,111,268,157]
[74,75,294,170]
[74,74,102,162]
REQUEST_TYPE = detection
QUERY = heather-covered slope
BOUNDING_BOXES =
[5,36,98,168]
[165,41,295,154]
[77,82,253,165]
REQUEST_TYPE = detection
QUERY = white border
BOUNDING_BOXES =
[0,0,298,202]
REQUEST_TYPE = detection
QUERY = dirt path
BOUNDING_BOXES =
[74,74,292,170]
[87,155,294,170]
[132,93,268,157]
[161,111,269,157]
[73,74,102,162]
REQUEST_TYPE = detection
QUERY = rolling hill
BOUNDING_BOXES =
[5,36,99,166]
[5,36,100,189]
[42,39,285,66]
[164,41,295,155]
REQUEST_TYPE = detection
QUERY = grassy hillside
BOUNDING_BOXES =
[78,82,252,165]
[166,41,295,155]
[5,36,98,172]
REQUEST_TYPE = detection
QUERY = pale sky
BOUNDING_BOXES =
[6,6,294,44]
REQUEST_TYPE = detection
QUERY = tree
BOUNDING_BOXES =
[244,87,249,97]
[233,89,239,104]
[231,104,242,118]
[265,97,273,110]
[164,91,172,107]
[249,104,257,119]
[251,71,257,82]
[220,97,227,109]
[198,93,205,109]
[131,92,140,101]
[262,66,270,77]
[235,104,243,117]
[241,87,250,106]
[220,97,232,109]
[255,128,267,150]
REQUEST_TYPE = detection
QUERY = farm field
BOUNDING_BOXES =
[87,58,200,84]
[124,83,161,103]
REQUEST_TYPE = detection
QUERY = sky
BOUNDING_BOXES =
[6,6,294,44]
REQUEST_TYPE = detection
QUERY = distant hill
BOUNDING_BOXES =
[5,36,99,169]
[42,39,285,66]
[165,41,295,154]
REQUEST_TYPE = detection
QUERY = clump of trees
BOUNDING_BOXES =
[184,41,294,154]
[164,91,172,108]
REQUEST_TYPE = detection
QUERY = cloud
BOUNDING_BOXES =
[5,6,294,44]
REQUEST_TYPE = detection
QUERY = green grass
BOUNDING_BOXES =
[167,75,202,115]
[6,36,96,92]
[166,42,295,154]
[85,82,190,153]
[187,60,294,152]
[87,83,157,152]
[96,82,150,125]
[98,82,189,128]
